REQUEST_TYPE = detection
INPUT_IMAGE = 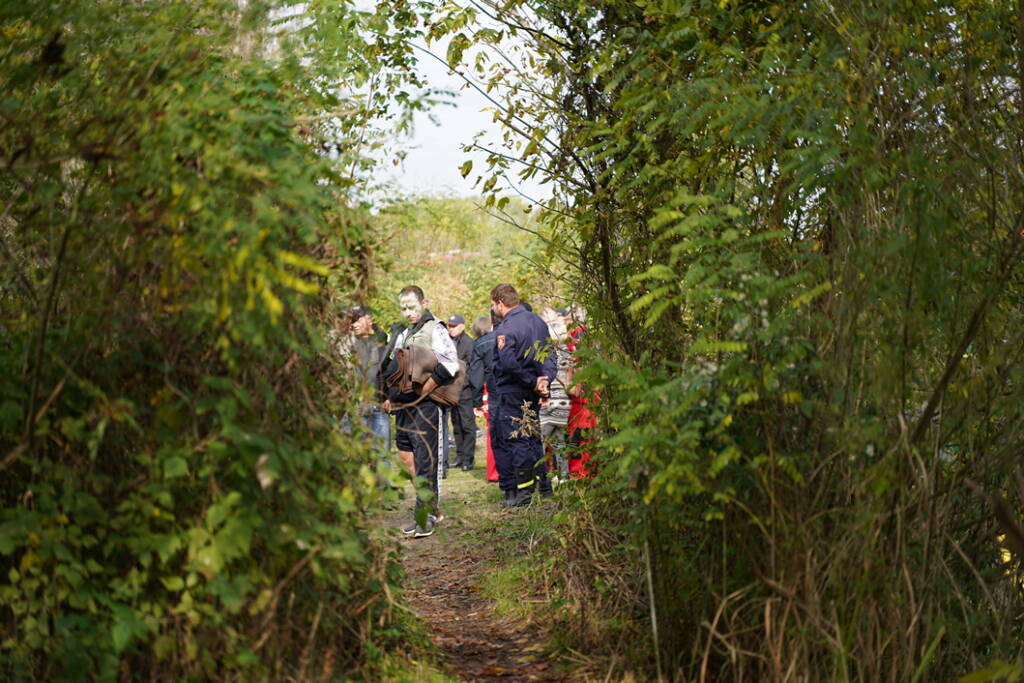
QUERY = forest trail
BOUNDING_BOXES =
[385,451,570,682]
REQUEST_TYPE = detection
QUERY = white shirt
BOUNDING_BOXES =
[430,323,460,376]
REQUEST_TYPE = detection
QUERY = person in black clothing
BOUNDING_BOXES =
[468,314,497,481]
[446,314,476,470]
[469,315,496,414]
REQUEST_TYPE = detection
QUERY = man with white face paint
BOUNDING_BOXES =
[381,285,460,538]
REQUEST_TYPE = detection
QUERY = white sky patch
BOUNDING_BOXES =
[284,1,552,202]
[379,34,552,202]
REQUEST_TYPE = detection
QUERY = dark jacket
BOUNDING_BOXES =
[380,321,411,403]
[451,331,475,400]
[490,305,557,398]
[353,333,386,402]
[469,331,495,408]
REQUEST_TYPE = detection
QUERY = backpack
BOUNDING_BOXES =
[385,345,467,407]
[383,318,466,406]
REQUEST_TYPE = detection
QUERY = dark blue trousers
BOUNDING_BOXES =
[490,390,546,492]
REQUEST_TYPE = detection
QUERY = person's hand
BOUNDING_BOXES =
[474,407,485,418]
[535,376,549,396]
[419,377,438,397]
[381,400,392,413]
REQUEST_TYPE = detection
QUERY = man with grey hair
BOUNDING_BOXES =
[539,307,572,482]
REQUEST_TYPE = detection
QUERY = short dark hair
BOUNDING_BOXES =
[345,304,372,321]
[471,315,492,338]
[399,285,425,302]
[490,283,520,306]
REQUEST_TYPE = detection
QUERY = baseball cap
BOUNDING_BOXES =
[345,304,372,320]
[447,313,465,326]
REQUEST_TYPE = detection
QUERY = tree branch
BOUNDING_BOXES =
[910,210,1024,445]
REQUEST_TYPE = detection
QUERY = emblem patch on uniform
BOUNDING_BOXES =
[496,335,506,349]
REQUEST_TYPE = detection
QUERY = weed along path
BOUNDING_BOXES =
[386,461,571,681]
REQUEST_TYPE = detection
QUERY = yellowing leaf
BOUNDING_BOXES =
[20,551,39,573]
[274,268,320,295]
[260,287,283,320]
[791,281,832,308]
[278,250,329,276]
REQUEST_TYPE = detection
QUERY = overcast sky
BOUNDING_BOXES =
[377,39,550,203]
[275,3,547,201]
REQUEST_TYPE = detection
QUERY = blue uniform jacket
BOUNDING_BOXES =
[490,305,557,398]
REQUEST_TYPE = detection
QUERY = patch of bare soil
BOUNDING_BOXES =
[388,467,568,681]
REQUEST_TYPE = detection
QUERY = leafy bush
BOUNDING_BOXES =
[0,1,415,678]
[422,0,1024,678]
[369,196,556,320]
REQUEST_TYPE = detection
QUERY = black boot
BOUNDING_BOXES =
[500,489,516,508]
[509,465,536,507]
[536,461,553,498]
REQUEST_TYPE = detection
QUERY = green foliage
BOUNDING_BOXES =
[479,484,652,679]
[0,0,421,678]
[960,660,1023,683]
[421,0,1024,678]
[368,196,560,324]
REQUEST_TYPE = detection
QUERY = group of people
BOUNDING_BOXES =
[333,283,595,538]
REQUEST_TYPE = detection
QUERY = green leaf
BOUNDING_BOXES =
[0,401,22,432]
[690,338,748,354]
[154,634,176,661]
[160,576,185,591]
[0,524,18,555]
[163,456,188,479]
[110,605,148,653]
[958,660,1022,683]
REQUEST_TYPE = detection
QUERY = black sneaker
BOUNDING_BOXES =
[413,519,435,538]
[401,521,418,535]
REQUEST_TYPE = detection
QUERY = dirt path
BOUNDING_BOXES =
[386,462,569,681]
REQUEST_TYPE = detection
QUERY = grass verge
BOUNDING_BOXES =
[470,480,656,681]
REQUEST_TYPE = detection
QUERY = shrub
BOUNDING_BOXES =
[0,1,412,678]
